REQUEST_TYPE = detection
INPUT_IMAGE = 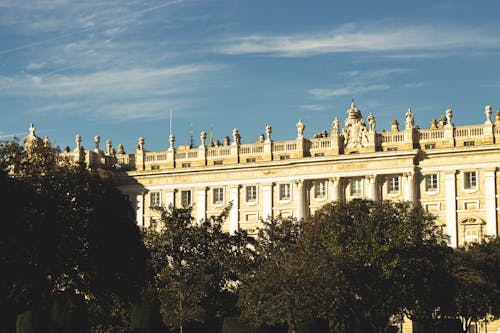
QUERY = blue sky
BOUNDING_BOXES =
[1,0,499,152]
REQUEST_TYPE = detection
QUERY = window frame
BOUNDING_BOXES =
[150,191,162,207]
[180,190,192,207]
[213,187,225,205]
[245,185,258,203]
[387,176,400,194]
[463,171,478,191]
[424,174,439,192]
[350,178,363,196]
[279,183,292,201]
[314,180,327,199]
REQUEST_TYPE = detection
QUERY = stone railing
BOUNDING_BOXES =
[418,129,445,142]
[272,140,297,153]
[240,143,264,155]
[455,125,484,138]
[144,151,168,162]
[104,122,500,171]
[309,137,332,150]
[207,146,231,158]
[380,131,405,144]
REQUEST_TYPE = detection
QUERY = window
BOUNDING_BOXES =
[245,185,257,202]
[424,143,436,149]
[350,179,362,196]
[464,141,475,147]
[246,158,256,163]
[464,225,479,244]
[213,188,224,204]
[151,165,160,170]
[425,174,439,191]
[464,171,477,190]
[314,180,327,199]
[314,153,325,157]
[150,192,161,207]
[180,190,192,207]
[387,147,398,151]
[181,163,191,168]
[388,176,400,193]
[214,160,223,165]
[279,183,291,201]
[280,155,290,160]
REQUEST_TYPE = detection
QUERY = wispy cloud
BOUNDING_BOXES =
[1,64,221,121]
[308,84,390,99]
[218,24,500,57]
[297,104,327,111]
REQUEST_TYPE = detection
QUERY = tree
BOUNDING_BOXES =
[451,238,500,332]
[144,205,255,333]
[239,200,450,333]
[237,216,308,332]
[0,138,148,332]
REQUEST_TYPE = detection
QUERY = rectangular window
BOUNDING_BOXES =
[279,183,291,201]
[350,179,362,196]
[464,225,479,244]
[314,152,325,157]
[388,176,400,193]
[150,192,161,207]
[213,188,224,204]
[214,160,223,165]
[464,141,475,147]
[180,190,192,207]
[280,155,290,160]
[464,171,477,190]
[314,180,327,199]
[151,165,160,170]
[181,163,191,168]
[387,147,398,151]
[246,158,256,163]
[424,143,436,149]
[245,185,257,202]
[425,174,439,191]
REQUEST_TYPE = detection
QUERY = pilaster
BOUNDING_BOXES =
[295,179,306,219]
[366,175,378,201]
[484,169,498,237]
[445,171,458,247]
[196,187,207,223]
[262,183,273,219]
[405,172,416,203]
[329,177,341,202]
[229,185,240,234]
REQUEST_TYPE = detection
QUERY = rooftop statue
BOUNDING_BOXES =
[342,99,369,148]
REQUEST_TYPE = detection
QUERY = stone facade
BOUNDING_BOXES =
[74,101,498,249]
[56,100,500,332]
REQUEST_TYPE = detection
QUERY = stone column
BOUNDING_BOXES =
[165,189,175,209]
[136,193,144,227]
[295,179,306,219]
[229,185,240,235]
[196,187,207,223]
[366,175,377,201]
[330,177,341,202]
[445,171,458,247]
[484,169,498,237]
[262,183,273,219]
[405,172,416,203]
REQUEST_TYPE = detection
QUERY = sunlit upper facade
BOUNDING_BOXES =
[65,100,500,249]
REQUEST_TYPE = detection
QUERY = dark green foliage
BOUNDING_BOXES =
[239,200,451,333]
[16,310,48,333]
[50,293,88,333]
[0,139,148,332]
[450,238,500,332]
[130,289,165,333]
[144,206,255,333]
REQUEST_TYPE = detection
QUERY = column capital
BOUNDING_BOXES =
[329,176,341,184]
[365,174,377,183]
[294,178,305,186]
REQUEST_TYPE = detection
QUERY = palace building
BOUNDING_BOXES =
[63,100,500,250]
